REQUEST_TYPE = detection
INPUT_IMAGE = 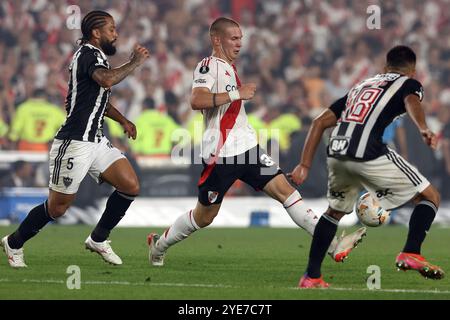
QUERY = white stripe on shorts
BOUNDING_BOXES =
[386,151,422,186]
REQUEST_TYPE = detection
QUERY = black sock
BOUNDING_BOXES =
[8,201,53,249]
[91,191,135,242]
[306,214,338,278]
[403,200,437,254]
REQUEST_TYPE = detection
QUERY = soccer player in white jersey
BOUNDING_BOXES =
[1,11,149,267]
[290,45,444,288]
[147,17,366,278]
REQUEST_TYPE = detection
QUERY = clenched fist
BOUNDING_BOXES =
[238,83,256,100]
[130,44,150,66]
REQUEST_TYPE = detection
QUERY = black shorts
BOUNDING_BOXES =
[198,145,283,206]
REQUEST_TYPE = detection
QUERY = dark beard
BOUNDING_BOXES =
[100,39,116,56]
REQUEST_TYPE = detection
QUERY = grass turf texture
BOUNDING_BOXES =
[0,225,449,300]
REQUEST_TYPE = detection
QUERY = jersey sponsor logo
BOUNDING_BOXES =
[63,176,73,188]
[329,137,350,152]
[375,188,393,198]
[226,84,238,92]
[208,191,219,204]
[194,79,207,84]
[225,70,231,77]
[199,66,209,74]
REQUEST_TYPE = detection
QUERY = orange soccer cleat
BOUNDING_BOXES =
[298,274,330,288]
[395,252,444,280]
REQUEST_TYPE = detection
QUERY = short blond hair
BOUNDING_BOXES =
[209,17,240,36]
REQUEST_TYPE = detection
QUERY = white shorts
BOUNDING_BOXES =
[49,137,126,194]
[327,149,430,213]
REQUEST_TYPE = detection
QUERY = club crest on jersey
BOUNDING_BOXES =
[208,191,219,204]
[329,137,350,153]
[94,52,108,68]
[63,177,73,188]
[199,66,209,74]
[415,88,424,101]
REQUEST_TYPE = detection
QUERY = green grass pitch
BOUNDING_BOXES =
[0,224,449,300]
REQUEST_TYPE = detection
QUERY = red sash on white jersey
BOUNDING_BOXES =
[198,65,242,186]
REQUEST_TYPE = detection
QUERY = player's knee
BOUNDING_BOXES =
[266,175,296,204]
[278,185,297,204]
[48,203,69,218]
[197,216,213,227]
[129,180,140,196]
[426,186,440,208]
[432,189,441,208]
[418,185,440,208]
[121,177,140,196]
[197,211,218,227]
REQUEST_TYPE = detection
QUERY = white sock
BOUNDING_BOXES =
[283,190,318,235]
[156,210,200,252]
[284,190,337,254]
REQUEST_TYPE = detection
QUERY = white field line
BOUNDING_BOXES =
[292,286,450,294]
[1,278,450,295]
[0,278,233,289]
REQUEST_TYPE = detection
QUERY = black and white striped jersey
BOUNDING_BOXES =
[55,44,111,143]
[328,73,424,161]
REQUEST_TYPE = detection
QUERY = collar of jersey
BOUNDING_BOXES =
[212,56,230,65]
[83,43,108,60]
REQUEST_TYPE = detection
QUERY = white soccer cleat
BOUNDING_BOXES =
[331,227,367,262]
[1,236,27,268]
[84,236,122,265]
[147,233,165,266]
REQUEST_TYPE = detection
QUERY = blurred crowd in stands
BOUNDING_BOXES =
[1,0,450,198]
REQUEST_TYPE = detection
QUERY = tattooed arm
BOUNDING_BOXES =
[92,44,150,88]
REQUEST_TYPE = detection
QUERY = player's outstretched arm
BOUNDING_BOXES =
[92,44,150,88]
[289,109,337,185]
[404,94,437,149]
[105,102,137,140]
[190,83,256,110]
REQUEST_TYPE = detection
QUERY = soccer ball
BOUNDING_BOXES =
[355,192,390,227]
